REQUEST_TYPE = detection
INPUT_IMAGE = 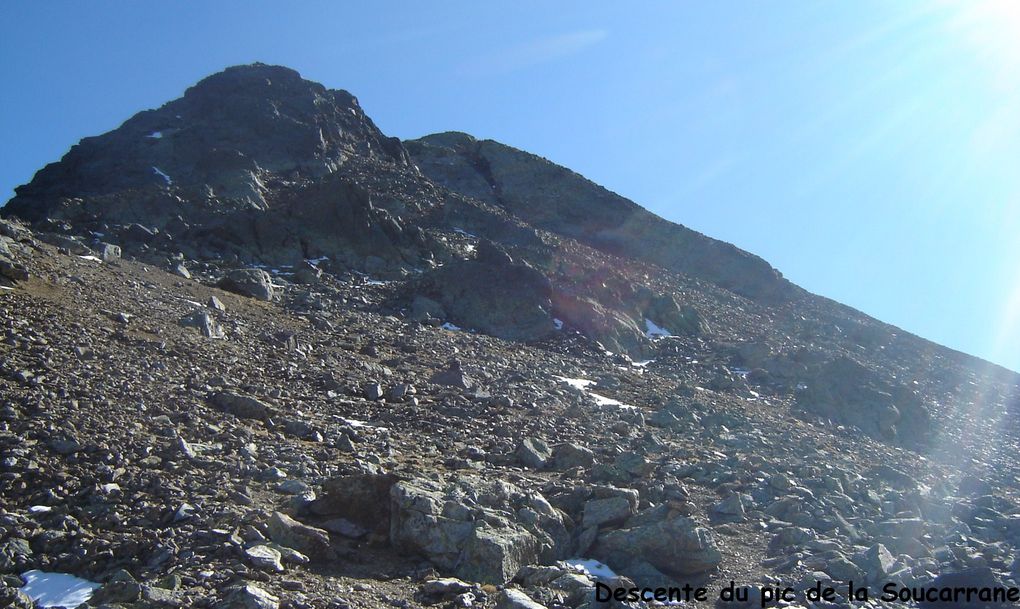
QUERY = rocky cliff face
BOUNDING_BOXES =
[406,132,793,303]
[2,64,1019,609]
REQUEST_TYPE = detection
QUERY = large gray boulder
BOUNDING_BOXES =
[595,505,721,577]
[414,243,555,342]
[389,476,570,584]
[218,269,276,301]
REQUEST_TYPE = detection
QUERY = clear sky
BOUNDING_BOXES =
[2,1,1018,372]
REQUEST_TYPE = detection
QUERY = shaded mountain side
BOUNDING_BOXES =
[405,132,796,303]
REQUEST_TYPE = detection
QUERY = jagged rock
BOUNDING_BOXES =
[495,589,547,609]
[309,472,399,534]
[596,506,722,576]
[266,511,332,561]
[431,360,476,389]
[173,262,192,279]
[218,269,276,301]
[414,252,555,342]
[179,310,224,338]
[245,544,284,573]
[516,437,552,469]
[853,543,895,584]
[552,443,596,470]
[209,391,275,421]
[710,494,747,523]
[218,584,279,609]
[582,496,633,528]
[389,476,563,584]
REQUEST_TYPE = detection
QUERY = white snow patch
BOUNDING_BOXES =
[29,505,53,514]
[152,166,172,185]
[631,359,654,368]
[306,256,329,266]
[452,227,477,238]
[553,376,635,410]
[147,131,163,139]
[339,417,388,432]
[21,570,100,608]
[553,318,564,330]
[441,322,462,331]
[554,376,596,390]
[730,367,751,377]
[588,392,636,410]
[563,557,617,579]
[77,255,102,263]
[644,318,672,338]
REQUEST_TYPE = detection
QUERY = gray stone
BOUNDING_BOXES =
[597,508,722,575]
[218,268,276,301]
[209,391,274,421]
[267,511,332,561]
[582,496,633,528]
[516,437,552,469]
[553,443,596,469]
[244,544,284,573]
[218,584,279,609]
[496,589,547,609]
[854,543,896,584]
[179,310,224,338]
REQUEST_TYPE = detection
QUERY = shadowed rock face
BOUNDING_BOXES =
[406,132,796,303]
[6,63,410,221]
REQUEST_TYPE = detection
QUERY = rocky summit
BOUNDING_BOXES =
[1,63,1019,609]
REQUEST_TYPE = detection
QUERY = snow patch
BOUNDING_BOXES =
[147,131,163,139]
[441,322,462,331]
[452,227,477,238]
[563,557,618,579]
[553,318,564,330]
[152,166,172,185]
[77,255,102,263]
[306,256,329,266]
[553,376,635,410]
[553,376,596,390]
[644,318,672,338]
[21,570,100,608]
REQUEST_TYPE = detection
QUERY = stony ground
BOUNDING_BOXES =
[2,218,1019,609]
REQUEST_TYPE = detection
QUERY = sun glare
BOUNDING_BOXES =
[946,0,1020,92]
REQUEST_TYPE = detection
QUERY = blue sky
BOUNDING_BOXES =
[2,1,1018,372]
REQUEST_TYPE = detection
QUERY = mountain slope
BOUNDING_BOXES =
[1,63,1020,609]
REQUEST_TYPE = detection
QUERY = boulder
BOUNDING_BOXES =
[516,437,553,469]
[218,584,279,609]
[266,511,332,561]
[308,472,399,534]
[389,476,567,584]
[596,506,721,576]
[209,391,275,421]
[218,268,276,301]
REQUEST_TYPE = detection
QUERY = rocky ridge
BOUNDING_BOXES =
[1,64,1019,609]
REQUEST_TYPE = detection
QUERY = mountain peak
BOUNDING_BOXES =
[5,64,408,221]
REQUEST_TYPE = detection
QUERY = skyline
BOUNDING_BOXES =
[2,1,1018,372]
